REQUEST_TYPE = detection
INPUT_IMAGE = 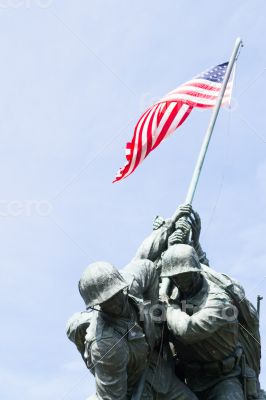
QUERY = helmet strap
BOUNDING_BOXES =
[87,305,102,313]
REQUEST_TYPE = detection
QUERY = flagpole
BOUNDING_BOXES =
[184,37,243,205]
[160,39,244,299]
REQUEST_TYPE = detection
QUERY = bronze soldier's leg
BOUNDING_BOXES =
[140,381,154,400]
[144,350,198,400]
[156,378,198,400]
[141,376,198,400]
[198,378,244,400]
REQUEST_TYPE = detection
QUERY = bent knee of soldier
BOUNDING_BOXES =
[204,378,244,400]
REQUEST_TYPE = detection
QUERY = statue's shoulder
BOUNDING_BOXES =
[86,312,115,346]
[123,258,154,276]
[202,264,246,305]
[204,275,232,305]
[88,316,128,363]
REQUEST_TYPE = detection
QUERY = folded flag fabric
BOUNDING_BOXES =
[113,62,234,183]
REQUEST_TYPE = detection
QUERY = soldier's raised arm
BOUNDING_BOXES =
[133,204,209,266]
[133,204,192,261]
[122,258,159,303]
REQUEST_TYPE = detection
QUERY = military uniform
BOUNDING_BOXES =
[162,244,245,400]
[167,277,244,399]
[81,259,198,400]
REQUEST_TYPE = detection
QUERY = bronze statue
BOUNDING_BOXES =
[66,205,264,400]
[71,259,198,399]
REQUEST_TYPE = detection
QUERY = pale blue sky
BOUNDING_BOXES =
[0,1,265,399]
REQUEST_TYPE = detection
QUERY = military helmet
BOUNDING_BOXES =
[161,244,201,277]
[78,261,128,308]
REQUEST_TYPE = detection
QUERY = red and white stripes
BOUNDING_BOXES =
[113,69,233,183]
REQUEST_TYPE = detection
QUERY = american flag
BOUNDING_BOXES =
[113,62,234,183]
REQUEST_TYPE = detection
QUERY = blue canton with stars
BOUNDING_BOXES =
[196,62,229,83]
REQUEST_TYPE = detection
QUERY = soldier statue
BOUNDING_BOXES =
[68,258,198,399]
[161,242,264,400]
[66,205,263,400]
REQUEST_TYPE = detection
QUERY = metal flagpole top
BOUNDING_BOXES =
[184,37,243,205]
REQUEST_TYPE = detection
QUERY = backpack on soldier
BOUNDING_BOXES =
[202,265,263,399]
[201,264,261,377]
